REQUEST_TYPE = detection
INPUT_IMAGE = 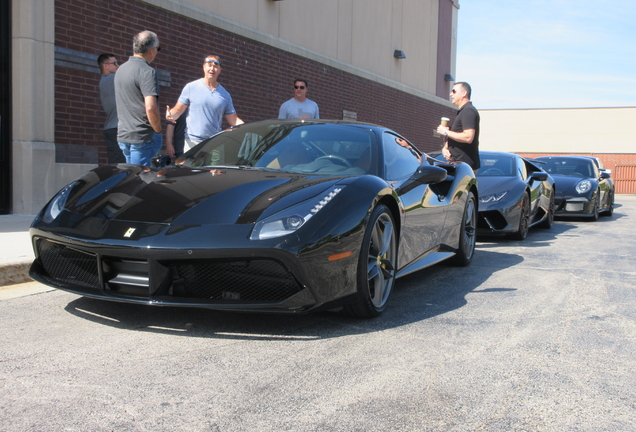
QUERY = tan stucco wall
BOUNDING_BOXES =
[479,107,636,154]
[153,0,453,96]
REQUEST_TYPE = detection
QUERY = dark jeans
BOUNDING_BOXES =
[104,128,126,164]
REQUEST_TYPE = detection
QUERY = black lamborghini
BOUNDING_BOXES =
[476,151,556,239]
[29,120,478,317]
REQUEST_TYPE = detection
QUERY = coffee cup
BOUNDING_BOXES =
[440,117,450,127]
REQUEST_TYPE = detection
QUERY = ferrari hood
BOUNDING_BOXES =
[61,165,344,225]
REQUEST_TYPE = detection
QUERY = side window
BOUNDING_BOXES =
[517,157,527,180]
[590,163,600,178]
[382,133,421,181]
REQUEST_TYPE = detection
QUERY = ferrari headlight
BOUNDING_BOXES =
[251,186,344,240]
[575,180,592,194]
[479,191,508,203]
[42,182,76,223]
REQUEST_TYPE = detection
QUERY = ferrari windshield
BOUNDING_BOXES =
[180,121,378,176]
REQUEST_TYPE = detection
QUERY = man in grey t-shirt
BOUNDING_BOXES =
[278,79,319,120]
[115,30,163,167]
[97,53,125,164]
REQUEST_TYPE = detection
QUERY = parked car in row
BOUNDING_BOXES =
[535,155,614,219]
[476,151,555,239]
[581,156,615,198]
[29,120,478,318]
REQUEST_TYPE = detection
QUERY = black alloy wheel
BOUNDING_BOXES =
[451,190,477,266]
[512,193,530,240]
[345,204,397,318]
[540,189,555,229]
[590,194,600,221]
[601,191,614,217]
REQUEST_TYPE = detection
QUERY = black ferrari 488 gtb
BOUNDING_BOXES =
[30,120,478,317]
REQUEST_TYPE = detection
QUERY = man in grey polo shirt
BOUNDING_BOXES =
[115,30,162,166]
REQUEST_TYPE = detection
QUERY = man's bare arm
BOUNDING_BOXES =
[145,95,162,133]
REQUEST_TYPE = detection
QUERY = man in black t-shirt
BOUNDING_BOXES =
[165,106,188,162]
[437,82,480,170]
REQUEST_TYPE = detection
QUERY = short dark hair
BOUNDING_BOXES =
[132,30,159,54]
[294,78,308,88]
[455,82,472,100]
[97,53,116,69]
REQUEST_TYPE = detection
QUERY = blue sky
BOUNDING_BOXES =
[455,0,636,109]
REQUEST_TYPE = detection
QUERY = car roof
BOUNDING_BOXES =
[479,151,517,158]
[536,155,593,161]
[249,118,387,131]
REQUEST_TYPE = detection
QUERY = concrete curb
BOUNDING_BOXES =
[0,214,37,288]
[0,261,34,287]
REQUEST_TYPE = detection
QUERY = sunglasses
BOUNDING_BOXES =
[294,85,306,89]
[205,59,221,66]
[105,61,118,66]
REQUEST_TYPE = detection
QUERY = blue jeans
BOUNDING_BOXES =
[118,133,162,167]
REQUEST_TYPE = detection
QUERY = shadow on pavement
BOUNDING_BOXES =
[63,247,523,340]
[477,215,575,247]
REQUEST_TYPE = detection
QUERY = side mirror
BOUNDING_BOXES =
[600,171,610,179]
[397,164,448,194]
[151,154,171,168]
[150,155,162,168]
[531,171,549,181]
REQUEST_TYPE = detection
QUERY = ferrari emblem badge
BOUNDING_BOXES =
[124,228,136,238]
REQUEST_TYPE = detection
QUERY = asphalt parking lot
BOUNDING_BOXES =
[1,196,635,432]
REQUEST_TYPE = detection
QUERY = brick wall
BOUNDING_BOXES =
[519,152,636,194]
[517,153,636,170]
[55,0,454,165]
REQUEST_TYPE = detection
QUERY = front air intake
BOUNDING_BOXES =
[174,259,301,302]
[36,238,100,289]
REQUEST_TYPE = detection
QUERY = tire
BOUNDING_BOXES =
[512,193,530,240]
[344,205,397,318]
[539,189,555,229]
[450,191,477,267]
[590,195,600,221]
[601,192,614,217]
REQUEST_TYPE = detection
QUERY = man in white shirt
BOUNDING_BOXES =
[278,79,319,120]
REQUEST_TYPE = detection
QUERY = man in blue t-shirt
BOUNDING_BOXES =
[278,78,319,120]
[166,55,243,152]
